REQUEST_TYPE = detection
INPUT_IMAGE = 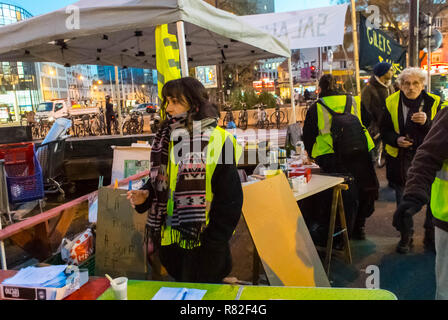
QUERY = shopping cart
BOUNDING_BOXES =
[0,142,44,206]
[36,137,68,201]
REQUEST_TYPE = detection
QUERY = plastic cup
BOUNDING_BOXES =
[110,277,128,300]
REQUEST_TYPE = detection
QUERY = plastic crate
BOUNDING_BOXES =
[0,142,44,203]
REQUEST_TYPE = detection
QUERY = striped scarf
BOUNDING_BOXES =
[147,116,217,248]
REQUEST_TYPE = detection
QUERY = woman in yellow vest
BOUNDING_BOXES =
[127,77,243,283]
[303,74,379,243]
[393,107,448,299]
[381,67,443,253]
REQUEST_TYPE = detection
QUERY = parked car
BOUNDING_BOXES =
[131,103,158,114]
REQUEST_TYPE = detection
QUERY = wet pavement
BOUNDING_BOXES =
[329,167,436,300]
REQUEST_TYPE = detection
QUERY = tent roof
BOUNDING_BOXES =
[0,0,290,68]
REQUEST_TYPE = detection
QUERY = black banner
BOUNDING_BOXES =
[359,14,407,74]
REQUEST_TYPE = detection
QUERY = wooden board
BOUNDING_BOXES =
[95,187,147,279]
[242,173,330,287]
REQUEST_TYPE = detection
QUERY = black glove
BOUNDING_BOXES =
[392,199,423,232]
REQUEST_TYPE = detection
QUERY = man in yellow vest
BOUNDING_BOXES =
[393,107,448,299]
[381,67,443,253]
[303,75,379,242]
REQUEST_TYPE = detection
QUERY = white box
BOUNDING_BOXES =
[1,269,89,300]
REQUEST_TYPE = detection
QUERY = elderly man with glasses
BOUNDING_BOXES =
[381,67,444,254]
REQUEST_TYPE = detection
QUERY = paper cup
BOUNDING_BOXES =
[111,277,128,300]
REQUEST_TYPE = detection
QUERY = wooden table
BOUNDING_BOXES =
[293,174,351,275]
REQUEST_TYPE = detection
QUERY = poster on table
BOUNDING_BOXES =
[358,14,407,74]
[240,5,348,49]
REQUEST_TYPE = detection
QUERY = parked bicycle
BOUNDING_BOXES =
[253,104,269,129]
[222,104,235,128]
[270,105,288,129]
[123,111,144,135]
[237,103,248,130]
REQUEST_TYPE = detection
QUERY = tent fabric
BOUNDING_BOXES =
[0,0,290,68]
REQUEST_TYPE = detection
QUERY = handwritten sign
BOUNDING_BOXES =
[95,187,147,279]
[240,5,348,49]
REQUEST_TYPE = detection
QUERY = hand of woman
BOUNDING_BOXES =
[411,112,427,125]
[127,190,149,208]
[397,136,413,148]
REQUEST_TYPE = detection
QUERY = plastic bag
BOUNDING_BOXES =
[61,228,94,265]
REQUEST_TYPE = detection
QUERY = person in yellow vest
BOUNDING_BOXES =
[381,67,443,253]
[127,77,243,283]
[393,107,448,299]
[303,74,379,242]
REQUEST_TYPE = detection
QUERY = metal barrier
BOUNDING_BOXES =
[0,159,9,269]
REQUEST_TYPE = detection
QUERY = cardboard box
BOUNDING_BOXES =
[1,269,89,300]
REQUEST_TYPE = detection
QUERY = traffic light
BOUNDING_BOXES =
[310,65,317,79]
[419,13,431,51]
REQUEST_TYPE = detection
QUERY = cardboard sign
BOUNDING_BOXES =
[95,187,147,279]
[242,173,330,287]
[111,145,151,183]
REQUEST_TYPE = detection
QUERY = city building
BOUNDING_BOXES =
[36,62,69,101]
[0,2,39,122]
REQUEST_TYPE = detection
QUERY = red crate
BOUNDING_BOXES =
[0,142,35,177]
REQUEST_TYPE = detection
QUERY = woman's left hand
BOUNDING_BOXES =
[411,112,427,125]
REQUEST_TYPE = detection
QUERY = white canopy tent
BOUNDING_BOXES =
[0,0,291,67]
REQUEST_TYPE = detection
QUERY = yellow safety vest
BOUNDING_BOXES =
[162,126,242,249]
[385,91,441,158]
[431,161,448,222]
[311,95,375,159]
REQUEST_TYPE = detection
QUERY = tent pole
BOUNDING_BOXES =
[288,57,296,124]
[350,0,361,96]
[176,21,189,77]
[115,66,123,136]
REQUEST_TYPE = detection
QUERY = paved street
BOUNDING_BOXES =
[330,167,436,300]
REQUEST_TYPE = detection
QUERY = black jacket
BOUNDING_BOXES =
[381,90,440,186]
[403,107,448,231]
[361,75,395,137]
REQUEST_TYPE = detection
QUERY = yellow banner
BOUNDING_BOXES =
[156,24,181,120]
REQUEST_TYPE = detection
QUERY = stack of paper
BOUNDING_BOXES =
[1,265,68,288]
[152,287,207,300]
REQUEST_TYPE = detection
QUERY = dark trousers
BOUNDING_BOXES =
[159,243,232,283]
[106,114,112,135]
[390,182,434,233]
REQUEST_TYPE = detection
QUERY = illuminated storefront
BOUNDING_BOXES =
[0,3,40,123]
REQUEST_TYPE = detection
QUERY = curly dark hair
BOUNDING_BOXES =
[318,74,340,98]
[161,77,219,124]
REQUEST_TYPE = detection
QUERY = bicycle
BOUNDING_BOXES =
[270,105,288,129]
[253,104,269,129]
[123,111,144,135]
[237,103,248,130]
[222,104,235,128]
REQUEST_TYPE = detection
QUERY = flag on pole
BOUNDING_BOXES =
[156,24,181,120]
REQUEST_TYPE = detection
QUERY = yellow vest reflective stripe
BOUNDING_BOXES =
[162,126,242,248]
[431,161,448,222]
[311,95,374,159]
[385,91,441,158]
